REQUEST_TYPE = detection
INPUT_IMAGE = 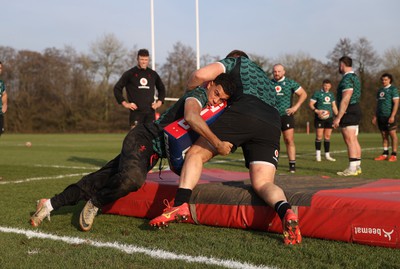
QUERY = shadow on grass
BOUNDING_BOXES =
[68,156,108,167]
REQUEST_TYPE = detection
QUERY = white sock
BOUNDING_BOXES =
[316,150,321,158]
[349,161,357,170]
[45,199,54,212]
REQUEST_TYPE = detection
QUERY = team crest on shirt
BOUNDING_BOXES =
[273,149,279,162]
[139,78,150,89]
[379,92,385,97]
[140,78,148,86]
[323,96,331,104]
[275,86,284,96]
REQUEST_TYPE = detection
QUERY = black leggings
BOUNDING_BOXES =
[51,126,159,209]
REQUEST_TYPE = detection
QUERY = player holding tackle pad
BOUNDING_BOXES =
[30,73,236,232]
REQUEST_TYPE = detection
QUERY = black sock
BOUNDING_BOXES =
[315,140,321,151]
[392,152,397,156]
[174,188,192,207]
[274,200,292,220]
[383,150,389,156]
[324,140,330,152]
[289,160,296,169]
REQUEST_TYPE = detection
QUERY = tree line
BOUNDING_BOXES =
[0,34,399,133]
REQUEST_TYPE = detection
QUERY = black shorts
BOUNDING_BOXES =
[314,117,333,129]
[129,110,156,126]
[280,115,295,131]
[340,103,362,127]
[377,116,398,131]
[210,104,281,168]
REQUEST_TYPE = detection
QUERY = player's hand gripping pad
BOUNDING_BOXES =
[164,102,227,175]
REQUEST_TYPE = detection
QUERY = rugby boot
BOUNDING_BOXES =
[325,156,336,162]
[337,168,358,176]
[282,209,302,245]
[374,155,388,161]
[388,155,397,162]
[79,200,99,232]
[30,199,51,227]
[149,200,190,228]
[356,166,362,175]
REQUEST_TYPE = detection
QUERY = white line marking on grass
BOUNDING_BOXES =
[215,147,382,160]
[34,164,100,170]
[0,226,274,269]
[0,173,88,185]
[300,147,381,157]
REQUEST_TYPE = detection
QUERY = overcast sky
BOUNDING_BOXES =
[2,0,400,66]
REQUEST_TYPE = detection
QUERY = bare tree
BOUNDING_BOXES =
[122,46,139,71]
[249,53,274,77]
[200,53,219,67]
[326,38,353,72]
[353,37,381,75]
[160,42,196,99]
[90,33,127,121]
[90,33,127,84]
[382,46,400,79]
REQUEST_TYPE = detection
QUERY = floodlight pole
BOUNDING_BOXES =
[150,0,156,70]
[195,0,200,69]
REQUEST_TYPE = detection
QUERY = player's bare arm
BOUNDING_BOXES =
[287,87,307,115]
[1,91,7,113]
[389,99,399,123]
[333,90,352,128]
[187,63,224,90]
[184,98,232,155]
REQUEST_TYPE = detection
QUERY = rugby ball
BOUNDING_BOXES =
[318,110,330,120]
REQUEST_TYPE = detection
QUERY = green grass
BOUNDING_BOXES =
[0,133,399,269]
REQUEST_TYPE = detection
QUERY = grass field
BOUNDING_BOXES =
[0,132,399,269]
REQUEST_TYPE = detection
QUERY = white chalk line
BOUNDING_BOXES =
[0,226,273,269]
[209,147,382,162]
[0,173,88,185]
[1,147,381,185]
[34,164,101,170]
